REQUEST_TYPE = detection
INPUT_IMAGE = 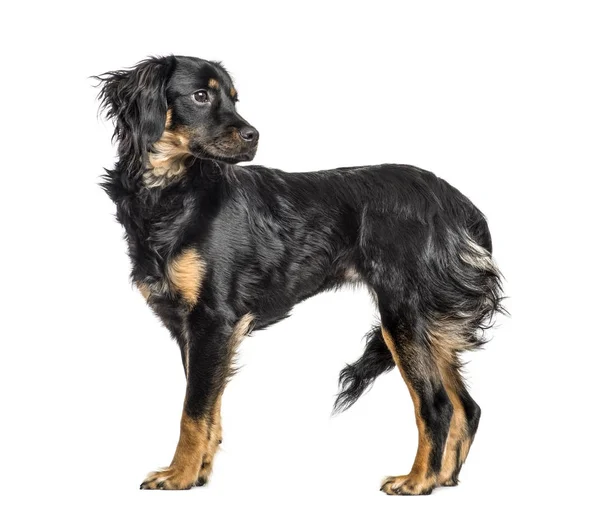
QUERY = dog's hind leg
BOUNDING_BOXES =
[429,323,481,486]
[379,315,453,496]
[437,363,481,486]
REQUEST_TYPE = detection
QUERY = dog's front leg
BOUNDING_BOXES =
[140,310,254,490]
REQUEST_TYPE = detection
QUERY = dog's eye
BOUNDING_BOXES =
[192,90,209,104]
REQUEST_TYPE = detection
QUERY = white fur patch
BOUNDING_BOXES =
[460,236,496,272]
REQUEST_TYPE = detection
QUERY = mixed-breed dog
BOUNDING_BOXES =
[96,55,504,495]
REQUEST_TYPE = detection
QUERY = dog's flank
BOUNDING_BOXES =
[97,55,503,494]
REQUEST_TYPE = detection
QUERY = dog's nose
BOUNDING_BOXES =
[239,126,259,143]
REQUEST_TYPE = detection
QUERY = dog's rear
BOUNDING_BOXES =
[335,177,503,494]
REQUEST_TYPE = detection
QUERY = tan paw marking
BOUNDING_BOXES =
[195,455,217,487]
[380,474,435,496]
[440,477,459,487]
[140,466,198,490]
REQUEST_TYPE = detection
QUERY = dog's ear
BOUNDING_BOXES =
[96,56,176,175]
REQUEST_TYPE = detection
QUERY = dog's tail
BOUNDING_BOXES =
[333,326,395,414]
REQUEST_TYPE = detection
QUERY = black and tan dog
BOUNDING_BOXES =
[96,55,503,494]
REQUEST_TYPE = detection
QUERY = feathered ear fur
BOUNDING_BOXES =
[95,56,176,177]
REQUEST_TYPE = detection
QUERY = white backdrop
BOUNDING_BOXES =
[1,1,598,510]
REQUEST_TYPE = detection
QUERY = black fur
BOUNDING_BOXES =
[334,327,396,412]
[96,55,504,493]
[97,56,176,178]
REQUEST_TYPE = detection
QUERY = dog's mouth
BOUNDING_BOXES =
[207,153,255,164]
[191,140,257,165]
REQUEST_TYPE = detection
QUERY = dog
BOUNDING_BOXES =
[96,55,503,494]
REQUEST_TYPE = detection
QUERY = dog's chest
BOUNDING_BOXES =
[135,246,205,311]
[123,193,203,307]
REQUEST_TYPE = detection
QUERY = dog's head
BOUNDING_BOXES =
[97,55,258,179]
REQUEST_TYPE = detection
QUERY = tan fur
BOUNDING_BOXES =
[167,248,205,307]
[224,313,254,381]
[230,86,237,98]
[229,314,254,352]
[427,316,478,483]
[136,282,151,301]
[196,393,223,484]
[427,319,471,369]
[459,432,474,463]
[427,319,473,484]
[437,364,468,485]
[141,412,210,490]
[380,328,438,495]
[429,314,479,486]
[143,110,192,188]
[208,78,220,89]
[195,314,253,484]
[141,309,253,489]
[142,321,250,491]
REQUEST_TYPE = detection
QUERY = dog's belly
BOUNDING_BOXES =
[237,260,361,332]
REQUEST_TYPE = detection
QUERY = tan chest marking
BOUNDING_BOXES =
[167,248,205,307]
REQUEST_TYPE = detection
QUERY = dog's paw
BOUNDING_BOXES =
[380,474,435,496]
[140,466,198,490]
